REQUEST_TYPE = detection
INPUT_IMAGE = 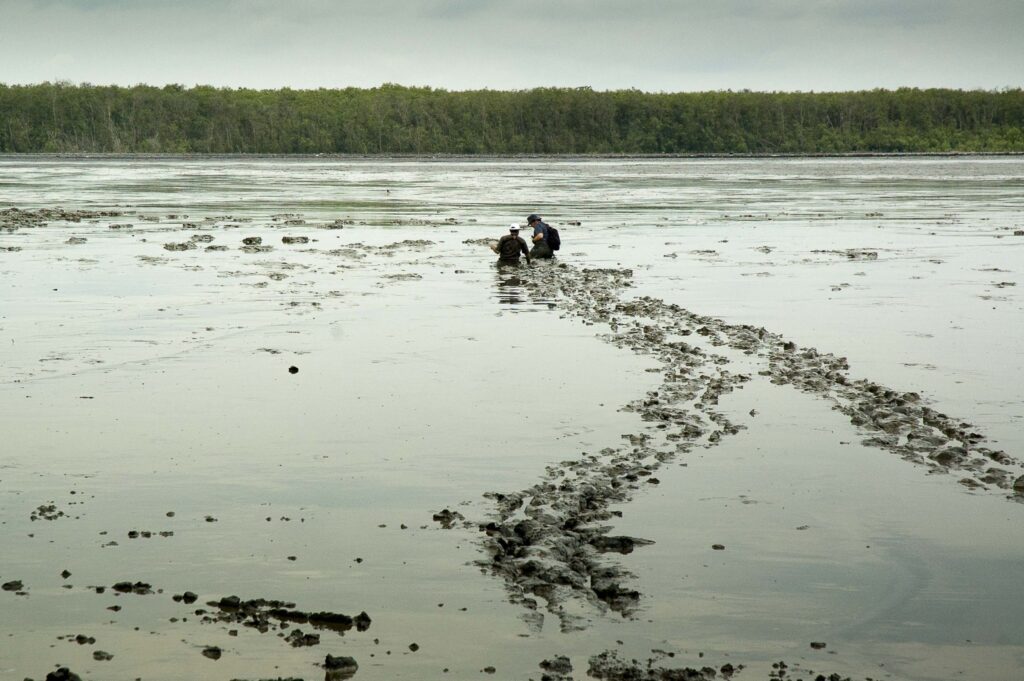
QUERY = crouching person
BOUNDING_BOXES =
[491,223,531,265]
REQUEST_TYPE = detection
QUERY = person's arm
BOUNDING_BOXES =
[520,237,531,263]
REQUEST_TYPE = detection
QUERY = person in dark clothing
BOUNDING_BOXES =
[491,223,531,264]
[527,213,554,259]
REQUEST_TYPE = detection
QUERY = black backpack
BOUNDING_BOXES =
[546,225,561,251]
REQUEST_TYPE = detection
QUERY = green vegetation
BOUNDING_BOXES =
[1,83,1022,154]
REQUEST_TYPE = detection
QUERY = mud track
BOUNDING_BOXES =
[471,263,1024,631]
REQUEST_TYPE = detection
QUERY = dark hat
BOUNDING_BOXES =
[527,214,541,223]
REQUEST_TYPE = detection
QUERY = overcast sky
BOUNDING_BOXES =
[2,0,1022,92]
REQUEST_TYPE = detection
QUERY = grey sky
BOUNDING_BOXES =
[2,0,1022,91]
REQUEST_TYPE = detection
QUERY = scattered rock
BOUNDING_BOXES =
[432,508,465,529]
[112,581,153,595]
[163,241,196,251]
[44,668,83,681]
[285,628,320,647]
[324,654,359,680]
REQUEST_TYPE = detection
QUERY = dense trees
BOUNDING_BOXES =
[1,83,1022,154]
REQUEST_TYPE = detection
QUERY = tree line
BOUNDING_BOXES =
[1,83,1022,154]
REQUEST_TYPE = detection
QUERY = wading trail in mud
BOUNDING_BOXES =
[466,262,1024,632]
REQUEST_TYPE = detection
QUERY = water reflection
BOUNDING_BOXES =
[493,262,558,310]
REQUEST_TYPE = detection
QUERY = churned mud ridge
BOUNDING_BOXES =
[474,263,1022,630]
[206,595,372,640]
[477,265,754,631]
[541,264,1024,495]
[1,207,126,232]
[586,650,862,681]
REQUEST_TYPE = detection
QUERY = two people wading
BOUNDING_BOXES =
[491,214,559,265]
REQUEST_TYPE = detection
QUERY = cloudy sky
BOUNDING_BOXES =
[2,0,1022,92]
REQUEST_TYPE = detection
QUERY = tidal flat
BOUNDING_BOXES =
[1,156,1023,681]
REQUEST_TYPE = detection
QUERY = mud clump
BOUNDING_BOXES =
[164,241,197,251]
[432,508,465,528]
[285,628,321,647]
[31,503,66,521]
[539,656,573,680]
[112,581,154,595]
[207,595,371,638]
[324,654,359,680]
[587,651,722,681]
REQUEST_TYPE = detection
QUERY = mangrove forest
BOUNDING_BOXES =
[1,83,1022,154]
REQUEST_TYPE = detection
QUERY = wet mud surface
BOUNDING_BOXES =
[2,157,1023,680]
[471,263,1023,632]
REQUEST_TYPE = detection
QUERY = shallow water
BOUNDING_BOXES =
[1,156,1022,681]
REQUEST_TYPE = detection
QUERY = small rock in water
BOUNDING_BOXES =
[810,641,827,649]
[324,654,359,680]
[45,668,83,681]
[92,650,114,661]
[289,365,299,374]
[201,645,222,660]
[711,544,725,551]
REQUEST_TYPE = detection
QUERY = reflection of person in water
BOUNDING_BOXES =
[491,223,531,265]
[495,270,526,305]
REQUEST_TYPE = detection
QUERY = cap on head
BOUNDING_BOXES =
[509,223,520,231]
[527,214,541,224]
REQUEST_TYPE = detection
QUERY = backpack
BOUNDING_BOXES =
[546,225,561,251]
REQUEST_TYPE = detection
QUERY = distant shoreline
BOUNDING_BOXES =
[2,151,1023,161]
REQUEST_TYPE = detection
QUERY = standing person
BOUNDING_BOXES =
[527,213,554,259]
[491,223,531,265]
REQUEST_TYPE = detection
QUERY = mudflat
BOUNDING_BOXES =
[1,157,1022,681]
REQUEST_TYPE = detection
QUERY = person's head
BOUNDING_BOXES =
[527,214,541,225]
[509,223,521,234]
